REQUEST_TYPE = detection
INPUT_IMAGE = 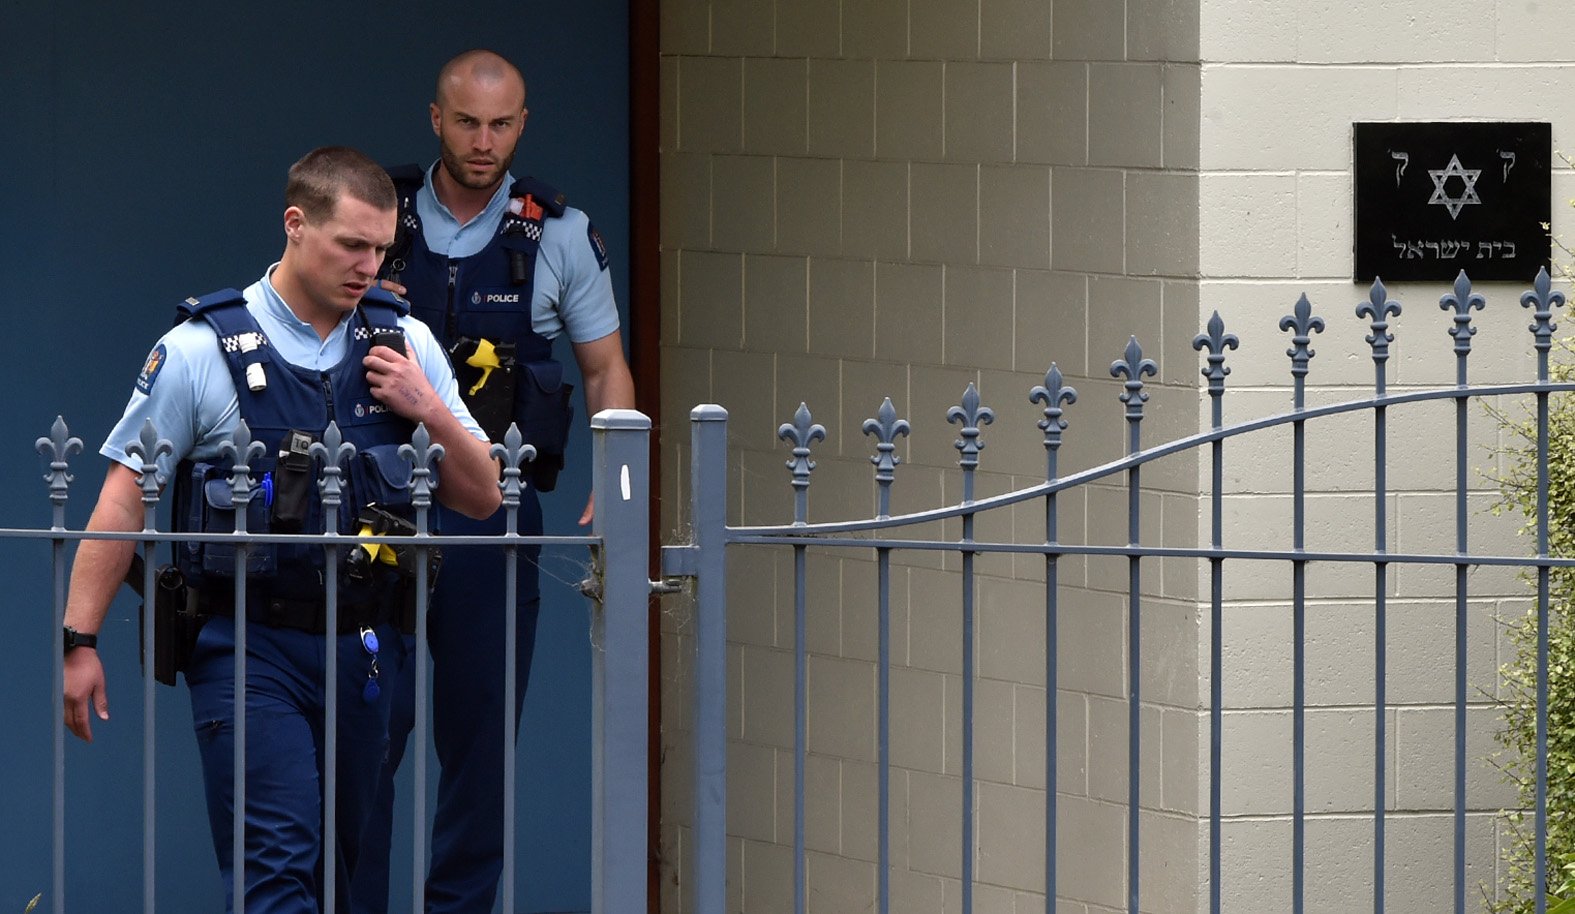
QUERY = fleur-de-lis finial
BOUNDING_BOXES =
[1279,294,1326,380]
[221,421,268,527]
[36,416,84,517]
[1192,311,1239,395]
[1110,337,1158,419]
[1520,265,1565,359]
[1355,277,1403,364]
[947,383,995,472]
[125,419,174,516]
[778,402,826,523]
[399,423,445,513]
[310,422,358,534]
[862,398,910,518]
[1439,269,1485,357]
[779,403,826,485]
[491,422,538,535]
[862,398,910,480]
[1029,364,1078,452]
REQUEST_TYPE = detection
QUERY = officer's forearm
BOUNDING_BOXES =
[64,465,146,637]
[583,361,635,419]
[422,409,504,520]
[573,332,636,419]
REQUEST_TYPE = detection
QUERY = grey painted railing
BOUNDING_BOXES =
[18,266,1575,913]
[665,270,1566,914]
[17,408,651,914]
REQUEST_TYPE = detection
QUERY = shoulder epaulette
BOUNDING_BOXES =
[176,288,247,322]
[512,177,567,217]
[361,285,411,316]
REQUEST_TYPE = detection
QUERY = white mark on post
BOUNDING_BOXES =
[621,464,631,500]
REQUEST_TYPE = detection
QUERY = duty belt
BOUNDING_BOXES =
[194,587,392,635]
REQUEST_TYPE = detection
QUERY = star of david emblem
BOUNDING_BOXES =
[1427,154,1482,220]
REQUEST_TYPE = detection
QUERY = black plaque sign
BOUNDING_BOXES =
[1353,121,1550,282]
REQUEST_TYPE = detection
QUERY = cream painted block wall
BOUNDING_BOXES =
[661,0,1200,907]
[662,0,1574,912]
[1195,3,1575,911]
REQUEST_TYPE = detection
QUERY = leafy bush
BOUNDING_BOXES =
[1487,349,1575,913]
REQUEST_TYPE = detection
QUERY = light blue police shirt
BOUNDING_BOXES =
[101,266,486,484]
[414,163,621,344]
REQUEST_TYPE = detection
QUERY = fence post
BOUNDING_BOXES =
[688,405,729,914]
[590,408,652,914]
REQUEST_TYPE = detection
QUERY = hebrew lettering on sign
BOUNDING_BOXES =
[1390,150,1409,188]
[1391,234,1519,260]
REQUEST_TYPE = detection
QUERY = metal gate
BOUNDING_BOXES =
[661,270,1570,914]
[17,411,651,914]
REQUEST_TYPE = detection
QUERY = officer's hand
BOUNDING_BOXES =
[64,648,109,743]
[365,346,439,424]
[377,279,409,297]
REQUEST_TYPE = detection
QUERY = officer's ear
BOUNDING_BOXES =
[519,107,529,132]
[283,206,307,244]
[430,102,442,138]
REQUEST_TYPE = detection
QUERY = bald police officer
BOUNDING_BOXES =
[353,49,636,914]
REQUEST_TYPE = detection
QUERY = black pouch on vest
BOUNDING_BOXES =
[516,360,574,492]
[190,464,275,576]
[450,336,519,444]
[270,429,317,533]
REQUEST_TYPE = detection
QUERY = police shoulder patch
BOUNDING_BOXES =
[136,344,167,395]
[587,221,609,272]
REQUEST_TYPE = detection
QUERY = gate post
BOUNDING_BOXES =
[688,405,729,914]
[590,408,652,914]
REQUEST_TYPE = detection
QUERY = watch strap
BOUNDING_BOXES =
[63,626,98,654]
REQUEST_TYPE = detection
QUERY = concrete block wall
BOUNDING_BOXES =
[660,0,1204,908]
[1197,1,1575,910]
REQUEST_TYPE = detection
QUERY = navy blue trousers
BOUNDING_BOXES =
[352,493,543,914]
[188,615,395,914]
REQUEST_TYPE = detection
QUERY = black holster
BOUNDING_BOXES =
[448,336,574,491]
[450,336,520,446]
[129,557,204,686]
[346,505,442,636]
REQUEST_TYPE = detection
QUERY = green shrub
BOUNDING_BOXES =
[1487,349,1575,913]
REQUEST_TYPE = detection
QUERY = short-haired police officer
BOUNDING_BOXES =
[60,146,502,914]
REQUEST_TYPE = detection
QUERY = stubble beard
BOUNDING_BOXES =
[439,141,516,193]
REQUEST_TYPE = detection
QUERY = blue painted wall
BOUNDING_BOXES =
[0,5,629,912]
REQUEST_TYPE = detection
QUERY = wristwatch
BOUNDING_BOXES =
[63,626,98,654]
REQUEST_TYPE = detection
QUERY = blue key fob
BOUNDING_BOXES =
[358,626,382,704]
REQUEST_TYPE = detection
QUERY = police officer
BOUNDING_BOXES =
[352,49,636,914]
[60,146,501,914]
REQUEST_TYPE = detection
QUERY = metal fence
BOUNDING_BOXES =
[13,270,1574,914]
[14,409,651,914]
[663,270,1570,914]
